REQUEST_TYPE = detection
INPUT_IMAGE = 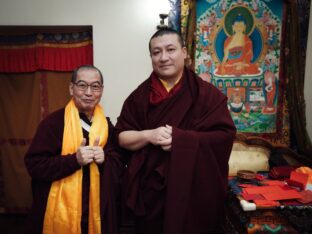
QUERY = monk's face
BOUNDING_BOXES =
[150,34,187,82]
[69,69,103,117]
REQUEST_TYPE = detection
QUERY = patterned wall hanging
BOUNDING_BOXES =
[177,0,290,146]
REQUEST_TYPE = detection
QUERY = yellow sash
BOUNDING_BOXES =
[43,99,108,234]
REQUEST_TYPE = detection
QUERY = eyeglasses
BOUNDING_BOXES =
[73,81,103,92]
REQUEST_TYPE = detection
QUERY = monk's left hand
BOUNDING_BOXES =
[161,125,172,151]
[93,148,105,164]
[161,144,171,152]
[92,137,105,164]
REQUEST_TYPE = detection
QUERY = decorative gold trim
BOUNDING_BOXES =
[0,40,92,49]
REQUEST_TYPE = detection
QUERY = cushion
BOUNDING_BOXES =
[228,142,270,176]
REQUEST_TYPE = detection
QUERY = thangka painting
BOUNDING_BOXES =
[195,0,289,145]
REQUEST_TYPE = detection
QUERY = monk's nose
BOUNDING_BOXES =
[160,51,169,61]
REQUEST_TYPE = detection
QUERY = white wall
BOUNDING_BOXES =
[304,5,312,141]
[0,0,169,123]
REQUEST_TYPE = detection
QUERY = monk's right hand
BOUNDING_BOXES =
[76,138,94,166]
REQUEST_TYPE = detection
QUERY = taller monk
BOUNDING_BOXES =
[115,28,236,233]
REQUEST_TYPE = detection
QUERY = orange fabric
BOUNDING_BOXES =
[243,186,284,194]
[254,200,280,207]
[261,190,301,201]
[217,35,259,76]
[295,167,312,184]
[43,99,108,234]
[149,72,183,105]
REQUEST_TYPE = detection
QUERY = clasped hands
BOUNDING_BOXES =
[150,124,172,152]
[76,137,105,166]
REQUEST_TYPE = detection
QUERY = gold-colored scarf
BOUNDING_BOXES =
[43,99,108,234]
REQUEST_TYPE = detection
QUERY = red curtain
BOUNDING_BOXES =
[0,31,93,73]
[0,72,72,212]
[0,27,93,212]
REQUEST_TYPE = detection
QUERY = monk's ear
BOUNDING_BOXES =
[182,46,187,59]
[69,82,74,96]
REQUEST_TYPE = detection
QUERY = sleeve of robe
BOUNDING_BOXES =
[24,109,81,182]
[24,109,80,234]
[164,83,236,234]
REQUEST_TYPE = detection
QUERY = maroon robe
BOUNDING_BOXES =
[115,67,236,234]
[24,108,124,234]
